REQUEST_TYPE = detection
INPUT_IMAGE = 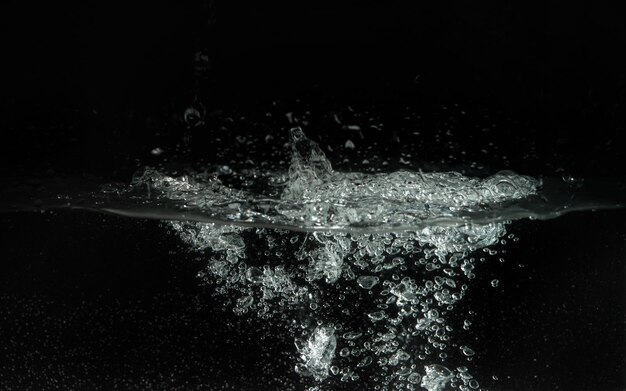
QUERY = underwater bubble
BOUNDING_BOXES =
[245,267,263,283]
[367,311,386,322]
[421,364,454,391]
[356,356,373,367]
[295,325,337,381]
[183,106,203,127]
[356,275,380,290]
[342,331,363,340]
[407,372,422,384]
[150,147,164,156]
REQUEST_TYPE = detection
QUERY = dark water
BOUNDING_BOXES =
[1,208,625,390]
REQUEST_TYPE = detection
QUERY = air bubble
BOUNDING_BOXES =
[356,275,380,290]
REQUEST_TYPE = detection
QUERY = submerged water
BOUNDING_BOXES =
[1,127,625,390]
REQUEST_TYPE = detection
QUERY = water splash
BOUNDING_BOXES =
[126,127,539,236]
[1,126,622,389]
[125,128,549,390]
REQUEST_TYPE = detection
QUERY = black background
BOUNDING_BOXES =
[2,1,626,390]
[4,1,626,178]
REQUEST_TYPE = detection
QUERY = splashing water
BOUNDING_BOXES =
[2,124,624,389]
[127,127,539,234]
[116,128,549,390]
[1,124,624,389]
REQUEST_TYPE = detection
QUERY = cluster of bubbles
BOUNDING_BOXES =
[132,128,539,390]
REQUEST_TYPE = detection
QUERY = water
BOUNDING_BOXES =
[1,127,625,390]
